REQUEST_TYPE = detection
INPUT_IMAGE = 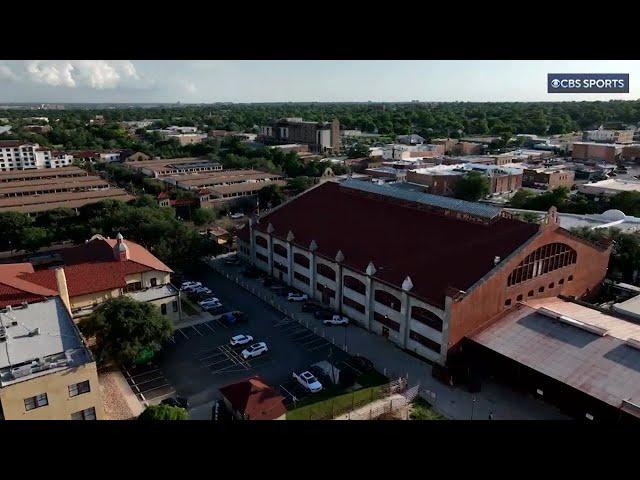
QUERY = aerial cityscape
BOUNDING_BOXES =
[1,60,640,422]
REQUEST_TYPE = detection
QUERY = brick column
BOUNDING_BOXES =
[401,276,414,349]
[335,250,344,314]
[267,223,274,277]
[286,230,294,287]
[309,240,318,301]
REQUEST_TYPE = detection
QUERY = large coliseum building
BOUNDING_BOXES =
[238,180,612,366]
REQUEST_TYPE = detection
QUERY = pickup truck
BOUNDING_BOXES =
[293,371,323,393]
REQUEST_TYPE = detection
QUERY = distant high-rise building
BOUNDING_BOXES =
[258,117,340,153]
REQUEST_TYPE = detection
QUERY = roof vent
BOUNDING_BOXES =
[494,256,501,265]
[538,307,608,336]
[11,364,33,379]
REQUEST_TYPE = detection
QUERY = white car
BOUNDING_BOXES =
[230,334,254,346]
[192,286,212,295]
[323,315,349,326]
[180,281,202,291]
[242,342,268,360]
[230,213,244,219]
[198,297,220,307]
[293,371,323,393]
[287,292,308,302]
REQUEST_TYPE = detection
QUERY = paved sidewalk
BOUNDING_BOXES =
[334,393,408,420]
[206,258,570,421]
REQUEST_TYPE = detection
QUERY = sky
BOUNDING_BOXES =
[0,60,638,103]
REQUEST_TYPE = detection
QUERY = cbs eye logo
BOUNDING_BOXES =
[551,79,561,88]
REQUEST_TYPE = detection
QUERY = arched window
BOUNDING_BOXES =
[273,243,287,258]
[411,306,443,332]
[317,263,336,281]
[294,253,309,269]
[344,275,366,295]
[255,235,268,248]
[507,243,576,287]
[375,290,401,311]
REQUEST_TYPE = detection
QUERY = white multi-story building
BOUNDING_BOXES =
[0,141,73,172]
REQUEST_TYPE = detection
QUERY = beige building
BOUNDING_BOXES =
[0,234,181,324]
[0,297,103,420]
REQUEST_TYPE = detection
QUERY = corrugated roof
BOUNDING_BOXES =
[471,301,640,416]
[340,179,502,220]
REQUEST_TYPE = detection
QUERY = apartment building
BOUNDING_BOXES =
[238,180,610,365]
[0,141,73,171]
[522,167,575,190]
[572,142,623,164]
[585,129,635,144]
[0,296,103,420]
[406,163,523,196]
[259,117,340,154]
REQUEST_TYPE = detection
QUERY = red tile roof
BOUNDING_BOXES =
[219,376,286,420]
[255,181,539,308]
[0,235,172,305]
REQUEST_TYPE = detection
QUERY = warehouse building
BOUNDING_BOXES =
[238,179,611,365]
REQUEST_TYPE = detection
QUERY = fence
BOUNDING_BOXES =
[206,258,447,419]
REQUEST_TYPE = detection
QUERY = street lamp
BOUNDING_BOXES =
[470,395,477,420]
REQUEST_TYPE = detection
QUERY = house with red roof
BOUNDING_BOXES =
[237,179,612,366]
[219,376,286,420]
[0,233,181,323]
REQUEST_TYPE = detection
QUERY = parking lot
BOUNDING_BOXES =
[142,264,354,419]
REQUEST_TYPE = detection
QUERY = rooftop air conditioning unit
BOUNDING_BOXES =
[11,364,33,379]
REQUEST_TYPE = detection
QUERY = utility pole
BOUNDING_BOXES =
[470,395,476,421]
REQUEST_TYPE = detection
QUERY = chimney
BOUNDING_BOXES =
[55,267,71,313]
[114,232,130,261]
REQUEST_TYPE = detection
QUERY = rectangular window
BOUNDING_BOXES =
[172,301,178,312]
[71,407,97,420]
[126,282,142,292]
[373,312,400,331]
[343,296,365,313]
[161,303,167,315]
[68,380,91,397]
[24,393,49,411]
[150,278,157,287]
[409,330,441,354]
[293,271,310,284]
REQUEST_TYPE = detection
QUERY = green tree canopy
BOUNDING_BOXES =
[79,297,173,366]
[258,184,285,208]
[453,171,490,201]
[192,207,217,226]
[138,404,188,421]
[287,176,314,195]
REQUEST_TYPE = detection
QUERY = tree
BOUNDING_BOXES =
[287,176,314,195]
[138,404,188,421]
[20,227,50,252]
[79,297,173,365]
[509,189,535,209]
[346,142,370,159]
[0,211,33,251]
[453,171,490,201]
[258,184,285,208]
[192,207,216,226]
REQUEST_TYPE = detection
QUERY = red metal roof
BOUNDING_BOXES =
[219,376,286,420]
[255,181,539,308]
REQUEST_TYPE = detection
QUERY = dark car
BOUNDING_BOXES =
[349,355,374,373]
[314,308,334,320]
[219,310,248,326]
[224,256,240,266]
[204,305,227,315]
[161,396,190,410]
[302,301,322,313]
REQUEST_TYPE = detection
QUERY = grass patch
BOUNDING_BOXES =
[286,384,387,420]
[409,397,446,420]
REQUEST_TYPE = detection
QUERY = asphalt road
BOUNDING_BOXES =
[157,262,349,420]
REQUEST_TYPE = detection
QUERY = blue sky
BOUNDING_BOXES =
[0,60,638,103]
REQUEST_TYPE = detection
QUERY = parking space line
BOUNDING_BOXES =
[191,325,204,336]
[168,336,176,344]
[178,328,189,339]
[301,337,326,348]
[308,341,332,352]
[129,368,160,378]
[291,331,315,341]
[129,375,165,387]
[203,322,216,333]
[139,384,174,397]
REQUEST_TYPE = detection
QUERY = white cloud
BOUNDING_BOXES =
[0,63,20,81]
[184,81,197,94]
[23,60,145,89]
